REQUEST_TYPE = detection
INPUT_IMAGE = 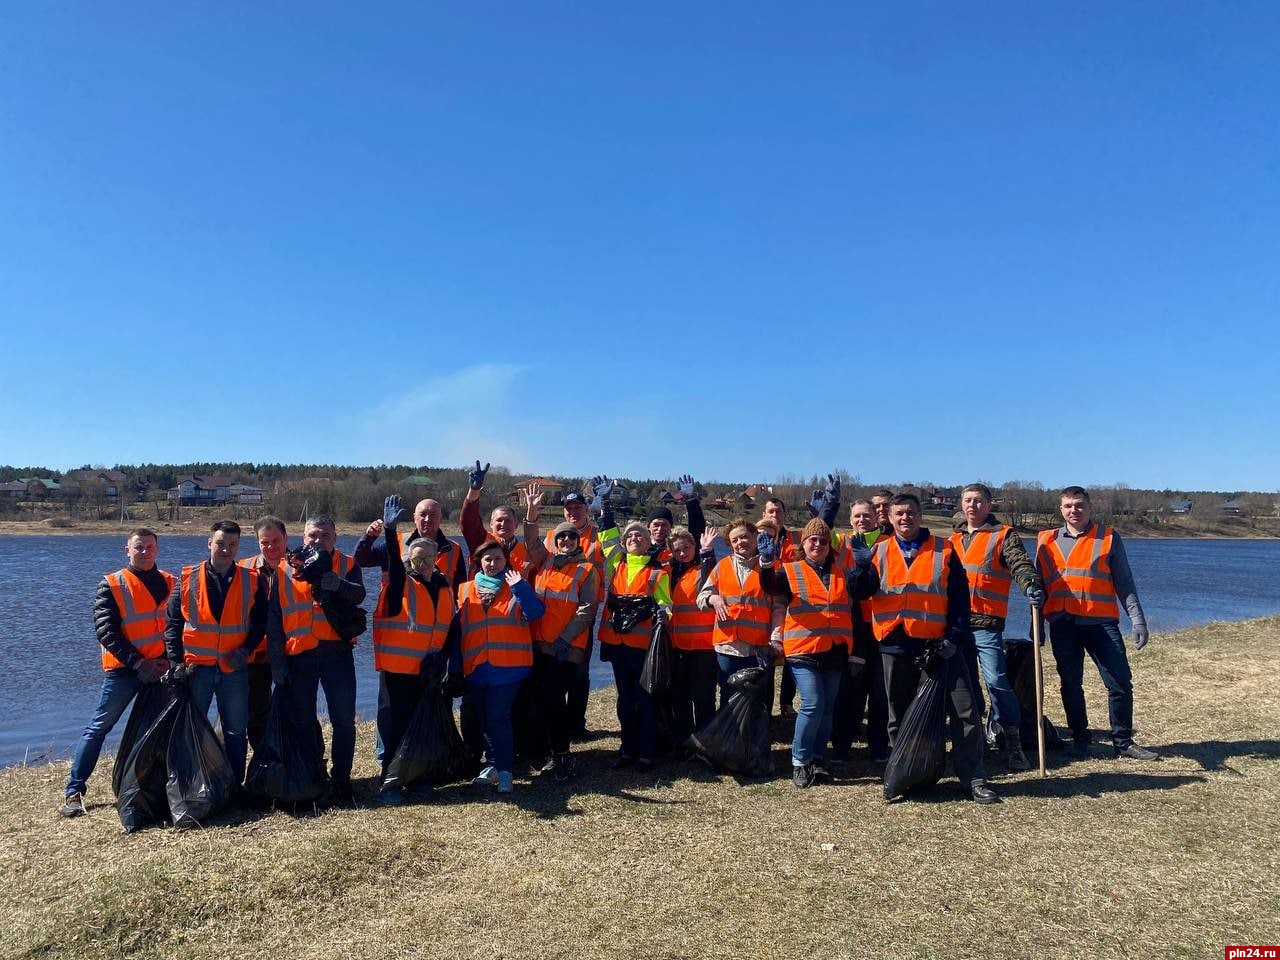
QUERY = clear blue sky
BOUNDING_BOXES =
[1,3,1276,491]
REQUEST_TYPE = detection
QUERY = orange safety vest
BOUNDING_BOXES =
[670,564,716,652]
[238,555,277,663]
[840,531,883,625]
[277,551,359,656]
[372,575,454,674]
[868,536,951,641]
[707,556,772,648]
[544,523,605,575]
[598,561,664,650]
[102,567,175,670]
[780,561,852,656]
[531,556,598,649]
[457,580,533,675]
[948,526,1014,619]
[179,562,257,672]
[1036,524,1121,620]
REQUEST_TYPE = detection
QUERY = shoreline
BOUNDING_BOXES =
[0,518,1275,541]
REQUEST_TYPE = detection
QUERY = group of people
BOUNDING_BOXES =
[61,463,1158,817]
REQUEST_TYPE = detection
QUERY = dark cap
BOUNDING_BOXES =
[562,492,587,506]
[648,506,674,524]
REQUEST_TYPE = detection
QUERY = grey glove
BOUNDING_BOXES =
[1133,626,1150,651]
[468,460,490,490]
[1026,585,1046,606]
[135,657,169,684]
[807,490,826,518]
[848,538,872,567]
[677,474,696,500]
[222,647,249,672]
[824,473,841,499]
[320,570,342,592]
[589,475,614,512]
[756,532,777,565]
[551,636,572,661]
[383,494,410,529]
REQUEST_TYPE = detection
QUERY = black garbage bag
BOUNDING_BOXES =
[1004,640,1064,751]
[383,688,475,790]
[285,545,367,640]
[166,687,237,829]
[512,676,544,766]
[245,687,330,804]
[639,621,672,696]
[606,595,656,635]
[116,695,182,832]
[113,682,174,797]
[883,660,948,800]
[688,666,772,777]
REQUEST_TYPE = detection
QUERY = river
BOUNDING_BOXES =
[2,534,1278,766]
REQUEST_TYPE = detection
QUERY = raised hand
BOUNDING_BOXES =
[825,473,841,498]
[469,460,491,490]
[699,527,719,553]
[757,531,778,565]
[678,474,697,500]
[503,568,523,587]
[383,495,410,529]
[524,481,545,518]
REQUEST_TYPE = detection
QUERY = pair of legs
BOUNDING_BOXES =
[246,660,272,752]
[882,650,986,788]
[670,647,717,744]
[1049,618,1135,749]
[284,645,357,785]
[187,664,250,783]
[830,652,889,762]
[66,668,141,797]
[609,644,656,762]
[534,651,579,758]
[970,627,1020,729]
[789,662,842,768]
[375,670,427,779]
[466,678,522,774]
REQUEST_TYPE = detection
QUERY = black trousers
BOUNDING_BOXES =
[534,651,579,756]
[566,637,593,734]
[376,671,426,778]
[831,652,889,760]
[882,650,985,787]
[670,647,718,744]
[246,661,273,752]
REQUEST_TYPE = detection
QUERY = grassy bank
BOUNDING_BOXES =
[3,619,1279,959]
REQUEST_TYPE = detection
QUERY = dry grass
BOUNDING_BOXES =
[3,618,1279,960]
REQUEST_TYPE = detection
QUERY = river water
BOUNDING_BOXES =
[3,534,1278,767]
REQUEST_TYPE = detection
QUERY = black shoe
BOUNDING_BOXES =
[59,792,86,818]
[970,783,1000,805]
[378,787,406,807]
[792,764,815,789]
[329,780,357,809]
[611,754,636,770]
[554,755,576,784]
[408,781,437,801]
[810,760,834,783]
[1114,743,1160,761]
[569,727,591,744]
[1070,739,1091,759]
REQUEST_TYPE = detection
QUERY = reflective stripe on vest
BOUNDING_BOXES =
[458,580,533,674]
[1036,525,1120,620]
[670,565,715,651]
[868,537,950,641]
[709,556,771,647]
[948,527,1014,618]
[279,551,357,655]
[780,561,852,656]
[180,562,255,672]
[598,563,663,651]
[102,568,175,670]
[372,576,453,674]
[238,556,276,663]
[532,557,596,647]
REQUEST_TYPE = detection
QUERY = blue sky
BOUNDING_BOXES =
[1,3,1276,490]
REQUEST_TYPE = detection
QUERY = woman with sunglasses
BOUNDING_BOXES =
[521,482,602,782]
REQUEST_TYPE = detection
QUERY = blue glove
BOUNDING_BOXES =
[589,475,614,512]
[320,570,342,592]
[848,539,872,567]
[938,637,957,660]
[757,532,777,565]
[678,474,696,500]
[271,660,289,687]
[469,460,490,490]
[824,474,841,499]
[807,490,825,518]
[221,648,249,672]
[552,636,572,661]
[1026,585,1046,606]
[383,495,409,529]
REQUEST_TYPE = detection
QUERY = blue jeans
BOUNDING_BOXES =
[611,645,656,761]
[67,668,141,797]
[188,664,250,783]
[971,628,1020,729]
[287,646,358,782]
[1049,618,1134,748]
[466,678,521,773]
[789,663,842,767]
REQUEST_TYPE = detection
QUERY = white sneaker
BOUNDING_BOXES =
[497,771,514,794]
[472,765,498,787]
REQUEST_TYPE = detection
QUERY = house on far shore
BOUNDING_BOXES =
[227,483,264,505]
[0,480,28,498]
[1219,499,1243,516]
[15,478,60,499]
[512,477,566,504]
[168,475,234,505]
[1167,499,1194,515]
[63,469,128,499]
